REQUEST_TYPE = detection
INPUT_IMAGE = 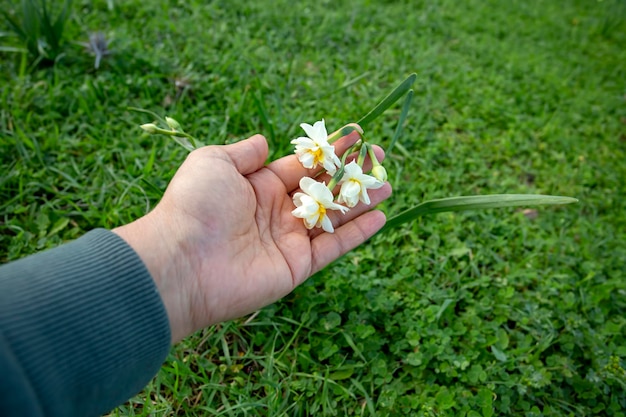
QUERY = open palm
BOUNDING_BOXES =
[117,132,391,342]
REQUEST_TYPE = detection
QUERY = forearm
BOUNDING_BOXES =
[112,211,194,343]
[0,229,171,417]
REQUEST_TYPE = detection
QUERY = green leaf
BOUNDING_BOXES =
[1,10,27,41]
[435,387,455,410]
[0,46,27,53]
[435,298,455,321]
[380,194,578,233]
[253,90,276,144]
[387,89,413,155]
[48,217,69,236]
[477,388,494,417]
[449,245,470,257]
[329,367,355,381]
[491,345,508,362]
[52,0,72,48]
[140,178,164,196]
[357,73,416,127]
[322,311,341,330]
[171,135,195,152]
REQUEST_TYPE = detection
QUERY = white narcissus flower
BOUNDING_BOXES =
[292,177,348,233]
[337,161,384,208]
[290,119,342,175]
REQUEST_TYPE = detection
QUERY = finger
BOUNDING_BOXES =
[217,134,269,175]
[307,210,387,278]
[267,130,362,192]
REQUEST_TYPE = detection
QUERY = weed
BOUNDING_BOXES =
[1,0,73,66]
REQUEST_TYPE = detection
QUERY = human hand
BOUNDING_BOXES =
[114,129,392,343]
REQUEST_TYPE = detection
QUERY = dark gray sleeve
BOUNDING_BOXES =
[0,229,171,417]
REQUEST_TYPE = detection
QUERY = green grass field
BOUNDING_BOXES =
[1,0,625,415]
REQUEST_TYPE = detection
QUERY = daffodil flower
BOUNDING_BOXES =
[290,119,342,175]
[337,161,384,208]
[292,177,348,233]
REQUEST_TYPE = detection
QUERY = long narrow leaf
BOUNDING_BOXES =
[39,0,55,51]
[0,46,27,52]
[21,0,40,44]
[316,71,370,101]
[253,91,276,144]
[387,89,413,155]
[140,178,165,196]
[379,194,578,233]
[127,107,166,124]
[52,0,72,48]
[357,73,416,127]
[0,11,27,40]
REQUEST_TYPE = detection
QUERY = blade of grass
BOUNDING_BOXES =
[21,0,40,56]
[350,379,376,416]
[0,10,27,41]
[253,90,276,145]
[387,89,413,155]
[0,46,27,52]
[52,0,72,48]
[379,194,578,233]
[315,71,371,101]
[357,73,416,127]
[40,0,53,50]
[140,178,164,196]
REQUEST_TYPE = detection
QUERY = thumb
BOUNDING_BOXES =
[221,134,269,175]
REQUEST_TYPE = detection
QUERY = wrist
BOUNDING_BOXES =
[112,212,191,343]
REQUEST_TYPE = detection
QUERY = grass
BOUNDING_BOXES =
[1,0,625,415]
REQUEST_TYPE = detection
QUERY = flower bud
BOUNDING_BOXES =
[140,123,158,134]
[165,116,182,131]
[371,165,388,182]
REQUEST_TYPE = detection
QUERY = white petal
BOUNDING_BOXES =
[304,212,319,229]
[322,158,338,175]
[299,177,319,194]
[308,119,328,141]
[320,214,334,233]
[300,119,327,141]
[296,152,316,169]
[292,192,306,208]
[361,176,384,189]
[338,181,361,207]
[292,194,318,214]
[323,145,341,168]
[302,178,334,202]
[359,188,371,205]
[326,200,349,214]
[343,161,362,178]
[291,136,315,147]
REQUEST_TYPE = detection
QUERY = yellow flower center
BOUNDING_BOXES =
[311,147,324,164]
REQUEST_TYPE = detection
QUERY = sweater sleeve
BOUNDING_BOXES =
[0,229,171,417]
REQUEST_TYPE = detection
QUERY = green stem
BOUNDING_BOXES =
[155,128,195,140]
[357,142,369,166]
[327,124,363,144]
[342,141,362,165]
[327,169,344,190]
[367,143,382,168]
